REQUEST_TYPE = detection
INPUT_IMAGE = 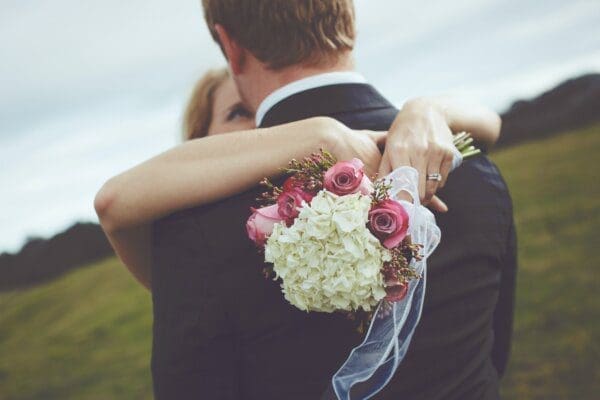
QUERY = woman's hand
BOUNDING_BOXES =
[377,96,501,212]
[326,119,386,179]
[378,98,457,211]
[325,115,451,212]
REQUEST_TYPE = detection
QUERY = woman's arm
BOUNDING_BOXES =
[95,117,382,232]
[95,117,383,289]
[429,96,501,149]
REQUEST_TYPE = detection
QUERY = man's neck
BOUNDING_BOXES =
[242,53,355,113]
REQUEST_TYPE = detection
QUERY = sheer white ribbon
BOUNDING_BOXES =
[331,166,445,399]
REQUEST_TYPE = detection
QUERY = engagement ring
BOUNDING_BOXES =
[426,173,442,181]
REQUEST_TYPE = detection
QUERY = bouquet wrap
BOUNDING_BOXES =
[331,166,441,399]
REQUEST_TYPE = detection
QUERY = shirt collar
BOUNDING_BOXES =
[255,71,367,126]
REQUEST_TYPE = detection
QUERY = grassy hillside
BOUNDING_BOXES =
[1,124,598,399]
[0,259,153,400]
[491,124,600,399]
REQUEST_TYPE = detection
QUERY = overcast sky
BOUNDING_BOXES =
[1,0,599,253]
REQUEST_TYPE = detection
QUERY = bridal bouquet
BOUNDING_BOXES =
[247,150,422,315]
[246,133,479,316]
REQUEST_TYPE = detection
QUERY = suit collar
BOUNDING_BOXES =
[259,83,395,128]
[255,71,367,126]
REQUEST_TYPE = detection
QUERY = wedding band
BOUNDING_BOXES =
[426,173,442,181]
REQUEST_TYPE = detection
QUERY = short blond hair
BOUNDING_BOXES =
[202,0,355,69]
[182,68,229,140]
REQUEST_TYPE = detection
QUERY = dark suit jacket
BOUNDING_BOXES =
[151,83,517,400]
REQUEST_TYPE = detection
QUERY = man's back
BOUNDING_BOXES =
[151,83,516,399]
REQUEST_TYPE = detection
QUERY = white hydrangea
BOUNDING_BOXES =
[264,191,391,313]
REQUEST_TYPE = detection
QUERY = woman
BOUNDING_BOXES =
[95,68,501,289]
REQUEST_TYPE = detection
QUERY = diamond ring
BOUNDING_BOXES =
[426,173,442,181]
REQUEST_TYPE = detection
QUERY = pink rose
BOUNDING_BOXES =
[368,199,409,249]
[323,158,373,196]
[277,188,313,225]
[246,204,284,246]
[382,265,409,302]
[282,176,300,192]
[384,281,409,302]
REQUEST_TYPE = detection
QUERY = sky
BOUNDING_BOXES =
[1,0,599,253]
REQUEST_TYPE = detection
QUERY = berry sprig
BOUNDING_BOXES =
[371,179,392,205]
[257,149,337,204]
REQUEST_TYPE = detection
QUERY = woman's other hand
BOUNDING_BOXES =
[378,98,457,212]
[322,118,386,179]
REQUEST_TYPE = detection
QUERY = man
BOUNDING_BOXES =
[151,1,517,398]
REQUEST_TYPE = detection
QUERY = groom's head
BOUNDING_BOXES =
[202,0,356,110]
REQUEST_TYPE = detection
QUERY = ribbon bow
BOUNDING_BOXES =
[331,166,442,399]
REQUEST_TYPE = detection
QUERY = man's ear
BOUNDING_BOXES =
[214,24,245,75]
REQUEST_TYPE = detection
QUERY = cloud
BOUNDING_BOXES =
[1,0,600,252]
[354,0,600,108]
[498,1,600,40]
[446,51,600,110]
[1,97,181,251]
[0,0,223,136]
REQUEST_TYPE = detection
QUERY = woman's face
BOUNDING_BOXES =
[208,76,255,135]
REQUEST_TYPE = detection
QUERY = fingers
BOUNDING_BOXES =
[377,120,457,203]
[439,152,453,188]
[377,156,391,180]
[366,130,387,151]
[411,153,428,204]
[395,189,414,203]
[379,141,410,179]
[424,141,450,204]
[428,195,448,213]
[424,177,440,205]
[420,139,461,204]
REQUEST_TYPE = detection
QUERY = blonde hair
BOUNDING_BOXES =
[202,0,356,69]
[182,68,230,140]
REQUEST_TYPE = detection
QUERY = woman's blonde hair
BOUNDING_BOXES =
[183,68,230,140]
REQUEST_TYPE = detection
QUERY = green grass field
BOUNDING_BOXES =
[1,125,598,399]
[493,125,600,400]
[0,258,153,400]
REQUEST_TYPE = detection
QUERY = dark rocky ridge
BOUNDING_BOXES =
[0,222,112,291]
[498,73,600,148]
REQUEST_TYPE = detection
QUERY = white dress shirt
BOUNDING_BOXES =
[255,71,367,127]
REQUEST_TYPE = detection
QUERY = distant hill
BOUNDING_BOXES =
[0,222,113,291]
[498,73,600,148]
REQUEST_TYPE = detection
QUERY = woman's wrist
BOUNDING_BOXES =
[302,116,349,155]
[401,97,453,131]
[403,96,502,148]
